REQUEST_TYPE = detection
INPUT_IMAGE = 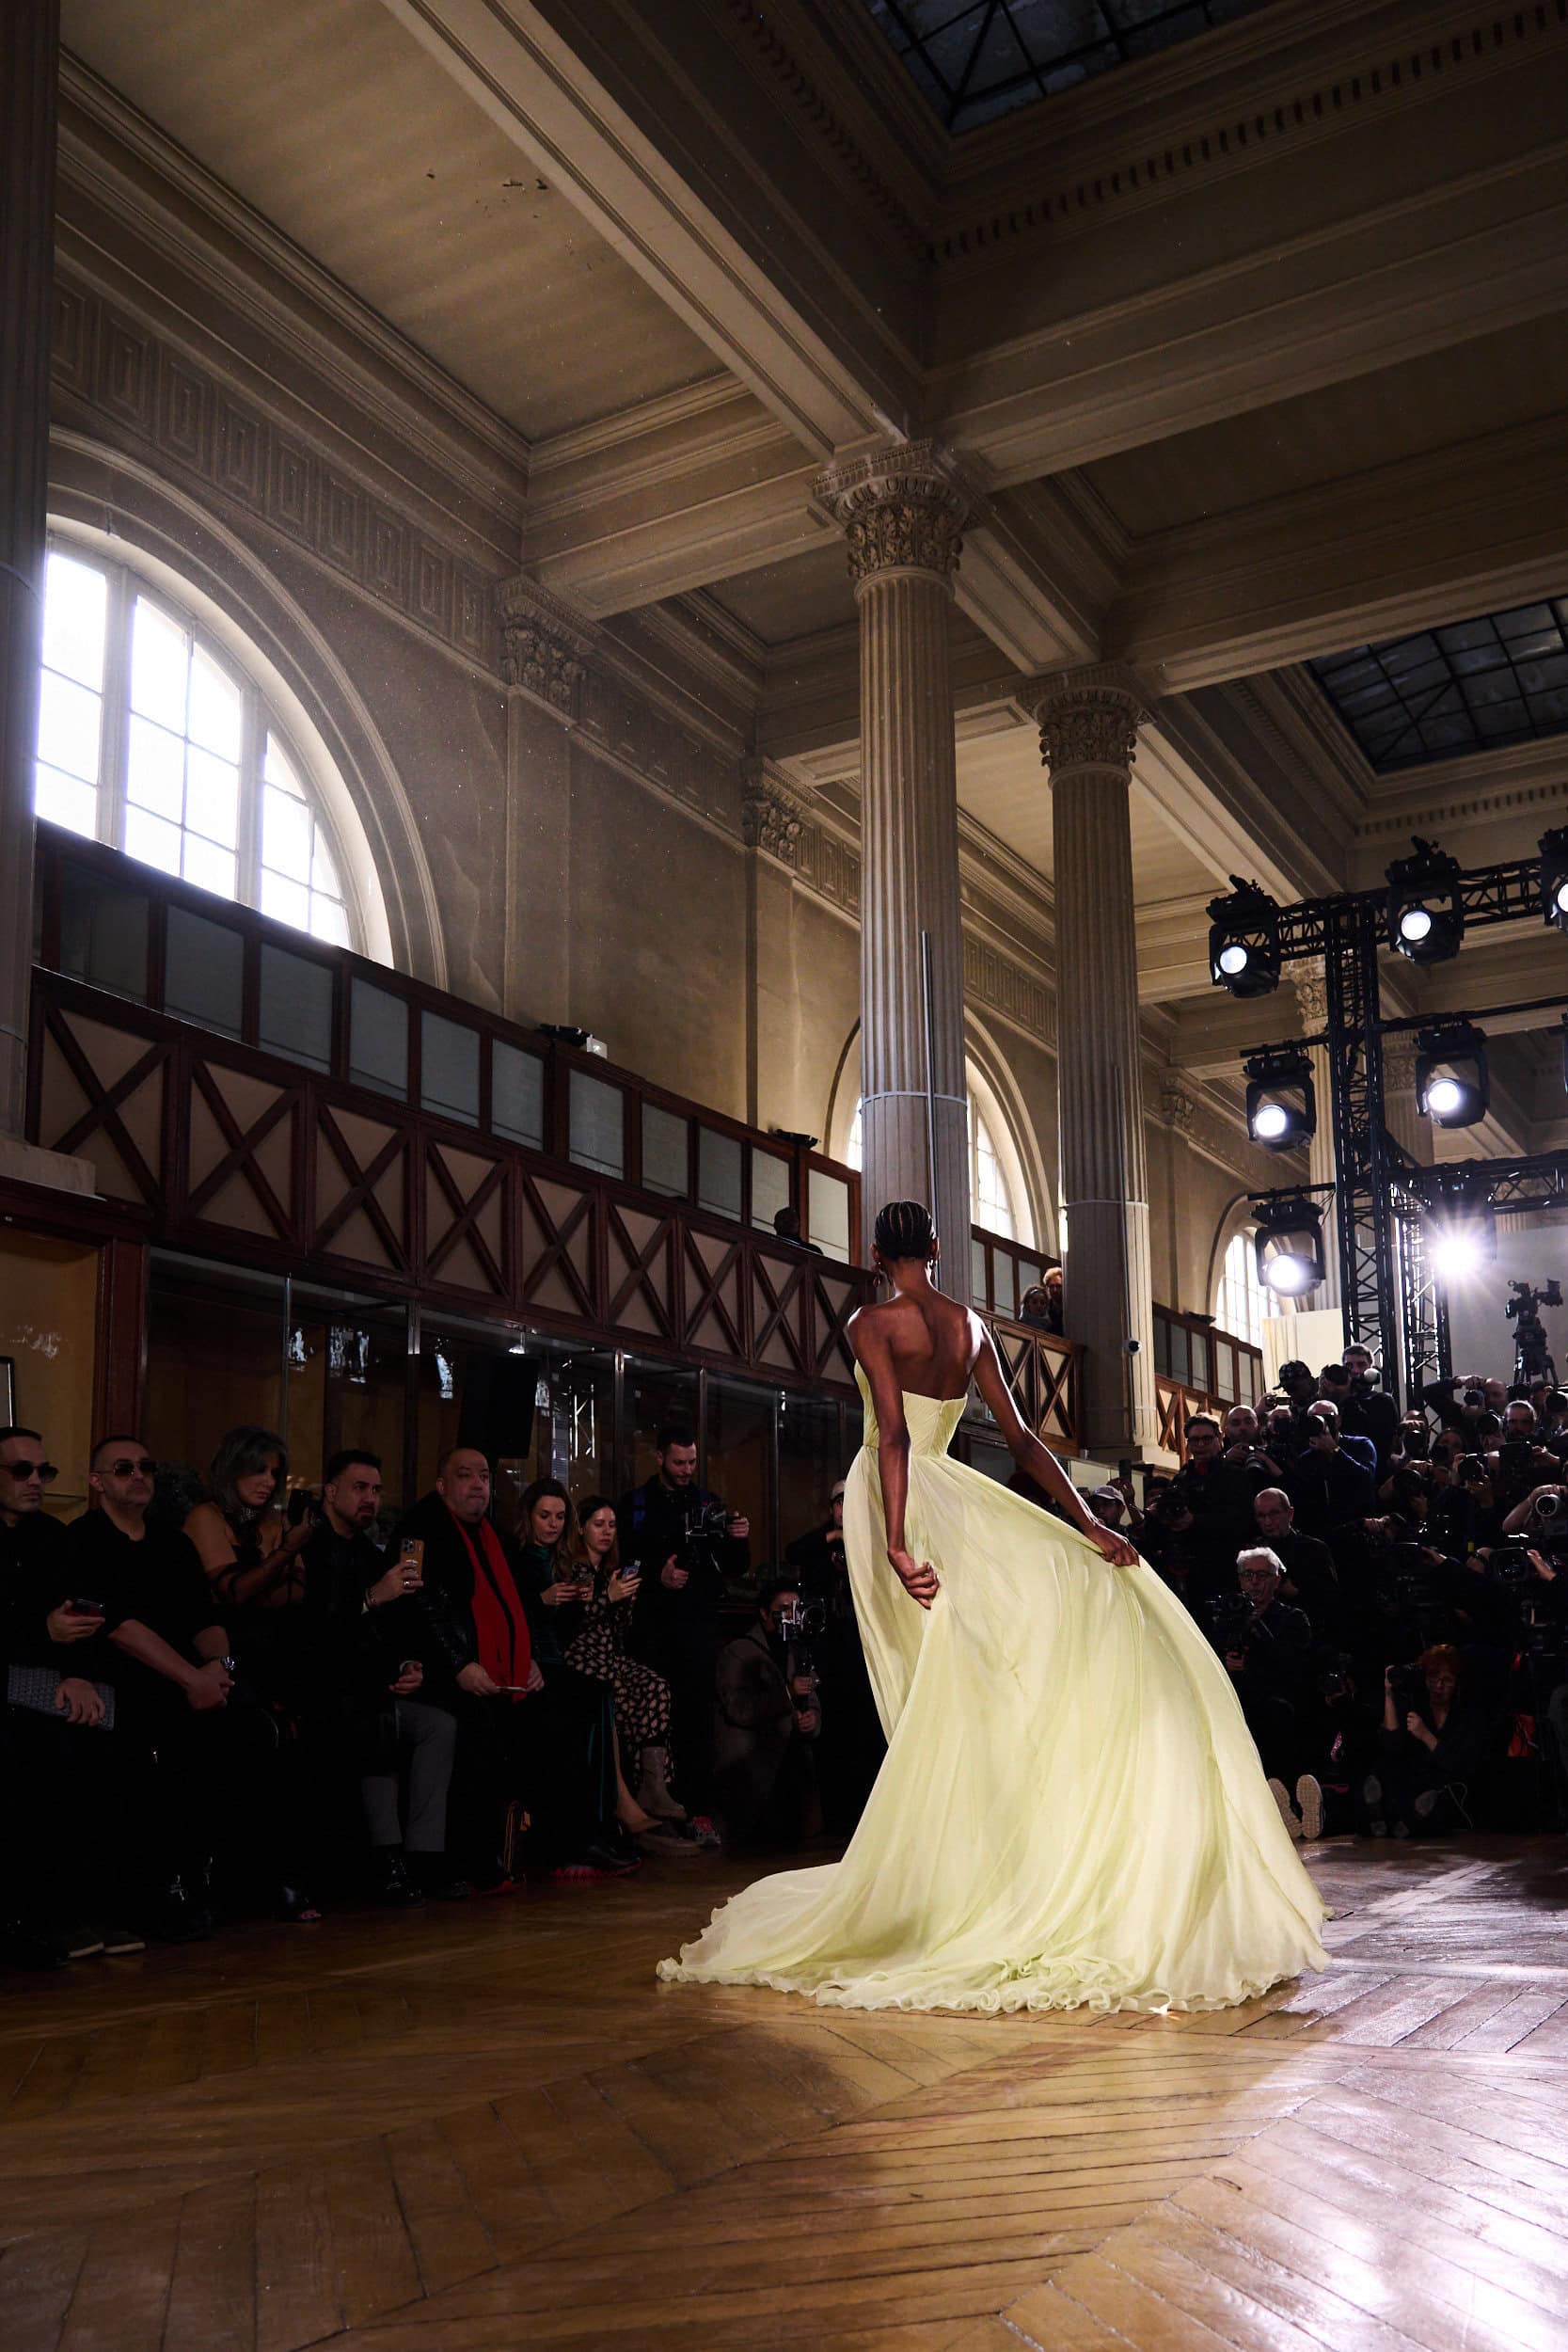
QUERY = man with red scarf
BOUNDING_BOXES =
[394,1448,631,1884]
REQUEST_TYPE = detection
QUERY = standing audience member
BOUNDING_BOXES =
[1252,1486,1344,1641]
[1178,1416,1271,1601]
[619,1427,749,1846]
[398,1449,631,1885]
[713,1579,822,1851]
[299,1451,464,1905]
[1,1427,127,1965]
[771,1206,822,1254]
[565,1495,685,1825]
[1289,1404,1378,1542]
[1336,1346,1400,1472]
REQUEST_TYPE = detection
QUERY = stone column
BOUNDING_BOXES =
[1027,666,1158,1457]
[0,2,74,1184]
[1292,961,1342,1313]
[498,576,596,1028]
[1381,1032,1430,1167]
[815,443,972,1288]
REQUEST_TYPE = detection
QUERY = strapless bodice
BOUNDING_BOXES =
[855,1363,966,1459]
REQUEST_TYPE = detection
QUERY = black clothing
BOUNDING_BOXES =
[619,1474,750,1816]
[515,1540,582,1664]
[1420,1378,1491,1440]
[63,1512,221,1724]
[1338,1383,1400,1475]
[1176,1455,1271,1591]
[0,1510,72,1667]
[784,1520,847,1607]
[1220,1597,1316,1783]
[1270,1528,1343,1639]
[1288,1445,1378,1543]
[391,1493,526,1702]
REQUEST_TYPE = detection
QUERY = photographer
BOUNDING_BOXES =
[1363,1645,1488,1837]
[1175,1416,1273,1601]
[1213,1549,1316,1809]
[619,1425,751,1843]
[712,1578,821,1851]
[1252,1487,1343,1639]
[1322,1354,1399,1475]
[1421,1372,1506,1439]
[1487,1399,1560,1518]
[1220,1406,1288,1482]
[785,1478,882,1835]
[1288,1403,1379,1545]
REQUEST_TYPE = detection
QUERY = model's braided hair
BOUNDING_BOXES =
[873,1200,935,1263]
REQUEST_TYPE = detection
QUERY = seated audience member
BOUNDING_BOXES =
[184,1426,315,1620]
[771,1204,823,1254]
[565,1494,685,1829]
[1177,1415,1271,1599]
[1289,1404,1378,1542]
[619,1426,749,1847]
[516,1477,665,1846]
[1217,1548,1318,1833]
[1252,1486,1343,1638]
[397,1449,631,1884]
[1363,1644,1489,1836]
[68,1436,310,1938]
[1,1427,129,1967]
[713,1577,821,1851]
[300,1450,464,1905]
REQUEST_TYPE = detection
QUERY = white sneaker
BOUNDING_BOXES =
[1295,1774,1324,1841]
[1267,1777,1304,1839]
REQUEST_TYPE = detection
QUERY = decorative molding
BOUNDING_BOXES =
[51,272,504,672]
[1159,1077,1199,1142]
[498,576,597,719]
[930,0,1568,263]
[1026,664,1148,776]
[1292,959,1330,1037]
[964,934,1053,1050]
[741,762,807,863]
[814,440,973,585]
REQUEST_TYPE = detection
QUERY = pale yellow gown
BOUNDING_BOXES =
[658,1373,1327,2014]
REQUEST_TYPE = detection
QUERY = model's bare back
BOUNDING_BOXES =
[849,1285,980,1402]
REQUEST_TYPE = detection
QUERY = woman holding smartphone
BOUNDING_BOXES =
[565,1495,685,1826]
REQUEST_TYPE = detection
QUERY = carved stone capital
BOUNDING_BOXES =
[498,575,598,718]
[1025,664,1148,778]
[1160,1076,1199,1140]
[741,761,807,864]
[1381,1031,1421,1089]
[813,439,972,587]
[1292,958,1329,1037]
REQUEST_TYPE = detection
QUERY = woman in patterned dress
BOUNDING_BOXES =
[565,1496,685,1821]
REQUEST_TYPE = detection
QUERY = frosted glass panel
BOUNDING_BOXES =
[569,1070,623,1177]
[349,977,407,1099]
[58,865,148,1001]
[641,1103,689,1197]
[808,1168,851,1263]
[421,1009,480,1128]
[492,1041,544,1148]
[260,944,334,1073]
[751,1149,791,1232]
[166,905,243,1038]
[697,1127,742,1221]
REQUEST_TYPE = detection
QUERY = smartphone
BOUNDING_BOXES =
[64,1597,105,1617]
[399,1536,425,1586]
[620,1563,641,1583]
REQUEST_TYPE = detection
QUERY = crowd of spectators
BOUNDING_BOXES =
[1130,1343,1568,1846]
[7,1333,1565,1973]
[1,1419,862,1971]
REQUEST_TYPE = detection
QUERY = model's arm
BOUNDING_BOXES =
[972,1331,1138,1566]
[849,1311,939,1610]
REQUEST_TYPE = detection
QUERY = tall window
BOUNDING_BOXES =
[845,1074,1024,1242]
[35,545,352,947]
[1217,1229,1273,1349]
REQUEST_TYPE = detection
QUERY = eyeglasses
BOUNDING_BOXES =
[0,1458,57,1483]
[107,1457,157,1479]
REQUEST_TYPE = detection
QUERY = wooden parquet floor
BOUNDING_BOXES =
[1,1838,1567,2350]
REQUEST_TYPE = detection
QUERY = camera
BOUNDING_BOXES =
[1535,1488,1565,1521]
[1387,1661,1426,1715]
[1486,1538,1536,1589]
[1463,1386,1486,1409]
[1207,1590,1254,1655]
[675,1496,733,1579]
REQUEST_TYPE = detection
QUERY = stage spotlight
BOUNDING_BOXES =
[1253,1195,1326,1297]
[1541,827,1568,934]
[1415,1021,1489,1129]
[1424,1176,1497,1284]
[1208,878,1281,997]
[1386,836,1464,963]
[1244,1049,1316,1152]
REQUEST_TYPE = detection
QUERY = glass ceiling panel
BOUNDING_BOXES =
[1310,597,1568,771]
[863,0,1280,133]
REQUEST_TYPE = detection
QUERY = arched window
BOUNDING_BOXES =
[35,544,354,947]
[1217,1228,1274,1348]
[844,1068,1029,1244]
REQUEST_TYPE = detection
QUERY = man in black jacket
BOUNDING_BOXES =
[299,1449,460,1905]
[619,1424,750,1837]
[712,1579,821,1849]
[1288,1406,1379,1545]
[1220,1548,1317,1792]
[1176,1416,1271,1601]
[1253,1486,1344,1641]
[395,1448,628,1884]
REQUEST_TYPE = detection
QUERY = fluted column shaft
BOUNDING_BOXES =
[817,445,972,1288]
[1031,670,1158,1455]
[0,1,59,1142]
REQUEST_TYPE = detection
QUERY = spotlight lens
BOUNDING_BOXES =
[1253,1103,1291,1140]
[1263,1254,1317,1296]
[1431,1234,1482,1281]
[1217,943,1249,977]
[1555,880,1568,916]
[1426,1075,1465,1119]
[1399,905,1433,944]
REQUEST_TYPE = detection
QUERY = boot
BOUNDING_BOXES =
[635,1744,686,1821]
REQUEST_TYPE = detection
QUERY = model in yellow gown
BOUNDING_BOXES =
[659,1213,1327,2017]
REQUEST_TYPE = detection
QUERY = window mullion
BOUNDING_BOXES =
[240,686,263,911]
[101,563,132,850]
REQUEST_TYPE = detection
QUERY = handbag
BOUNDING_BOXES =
[6,1663,117,1730]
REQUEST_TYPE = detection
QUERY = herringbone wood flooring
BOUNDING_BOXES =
[2,1838,1567,2348]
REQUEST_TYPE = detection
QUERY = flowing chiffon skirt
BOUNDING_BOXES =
[658,1376,1327,2015]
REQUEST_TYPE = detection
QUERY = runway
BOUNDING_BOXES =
[1,1837,1566,2350]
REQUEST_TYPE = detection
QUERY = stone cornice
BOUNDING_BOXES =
[931,0,1567,264]
[56,57,530,524]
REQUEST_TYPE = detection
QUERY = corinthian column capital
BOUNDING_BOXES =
[1024,663,1149,779]
[1292,958,1330,1037]
[498,575,598,719]
[813,439,973,588]
[741,759,807,864]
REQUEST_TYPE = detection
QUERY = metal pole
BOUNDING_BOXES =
[919,927,940,1219]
